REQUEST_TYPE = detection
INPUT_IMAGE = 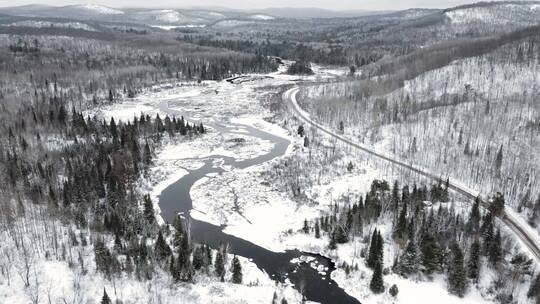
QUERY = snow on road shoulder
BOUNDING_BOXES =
[504,208,540,263]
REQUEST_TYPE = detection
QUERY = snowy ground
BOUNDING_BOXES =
[0,212,301,304]
[73,66,325,303]
[90,62,511,304]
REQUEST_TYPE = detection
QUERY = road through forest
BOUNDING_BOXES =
[284,87,540,262]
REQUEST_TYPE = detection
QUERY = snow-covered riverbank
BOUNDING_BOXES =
[90,61,513,304]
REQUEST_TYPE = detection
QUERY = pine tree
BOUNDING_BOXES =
[178,229,191,266]
[467,240,481,282]
[101,288,112,304]
[481,213,494,256]
[399,239,419,276]
[109,117,117,140]
[495,145,503,176]
[215,249,225,281]
[231,255,243,284]
[369,261,385,294]
[528,273,540,298]
[394,201,408,240]
[334,225,349,244]
[303,219,309,234]
[347,161,354,172]
[488,229,502,266]
[113,232,123,253]
[328,232,337,250]
[490,192,505,216]
[169,254,177,280]
[411,137,417,154]
[391,180,400,210]
[143,142,152,169]
[367,229,383,269]
[193,246,205,271]
[297,125,304,137]
[272,291,278,304]
[448,243,468,297]
[181,257,194,282]
[154,231,171,261]
[389,284,399,297]
[467,196,481,233]
[143,194,155,224]
[420,232,440,275]
[173,216,185,248]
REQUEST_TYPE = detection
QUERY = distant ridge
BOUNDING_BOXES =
[248,7,392,18]
[443,0,540,12]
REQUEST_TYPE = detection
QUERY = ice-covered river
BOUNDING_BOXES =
[157,102,360,304]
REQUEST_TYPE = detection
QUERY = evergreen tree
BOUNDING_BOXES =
[467,240,481,282]
[328,232,337,250]
[488,229,502,266]
[334,225,349,244]
[110,118,117,141]
[272,291,278,304]
[490,192,505,216]
[173,216,185,248]
[303,136,310,148]
[494,144,503,176]
[193,246,205,271]
[231,255,243,284]
[314,221,321,239]
[447,243,468,297]
[420,232,441,275]
[369,261,385,294]
[394,201,408,240]
[101,288,112,304]
[143,142,152,169]
[169,255,177,280]
[143,194,155,224]
[401,185,410,204]
[154,231,171,261]
[181,257,194,282]
[303,219,309,234]
[528,273,540,298]
[215,249,226,281]
[399,239,419,276]
[467,196,481,233]
[297,125,304,137]
[389,284,399,297]
[367,229,383,269]
[391,180,400,210]
[481,213,494,256]
[113,232,123,253]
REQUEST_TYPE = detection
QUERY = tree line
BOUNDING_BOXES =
[300,179,535,302]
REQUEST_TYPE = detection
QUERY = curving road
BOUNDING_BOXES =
[284,87,540,262]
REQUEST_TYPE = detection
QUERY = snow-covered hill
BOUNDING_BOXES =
[7,20,97,31]
[444,2,540,25]
[248,14,276,20]
[72,4,124,15]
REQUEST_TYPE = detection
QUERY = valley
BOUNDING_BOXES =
[0,1,540,304]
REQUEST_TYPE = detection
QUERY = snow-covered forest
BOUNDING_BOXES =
[1,1,540,304]
[301,26,540,229]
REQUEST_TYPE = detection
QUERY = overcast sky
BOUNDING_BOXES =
[0,0,510,11]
